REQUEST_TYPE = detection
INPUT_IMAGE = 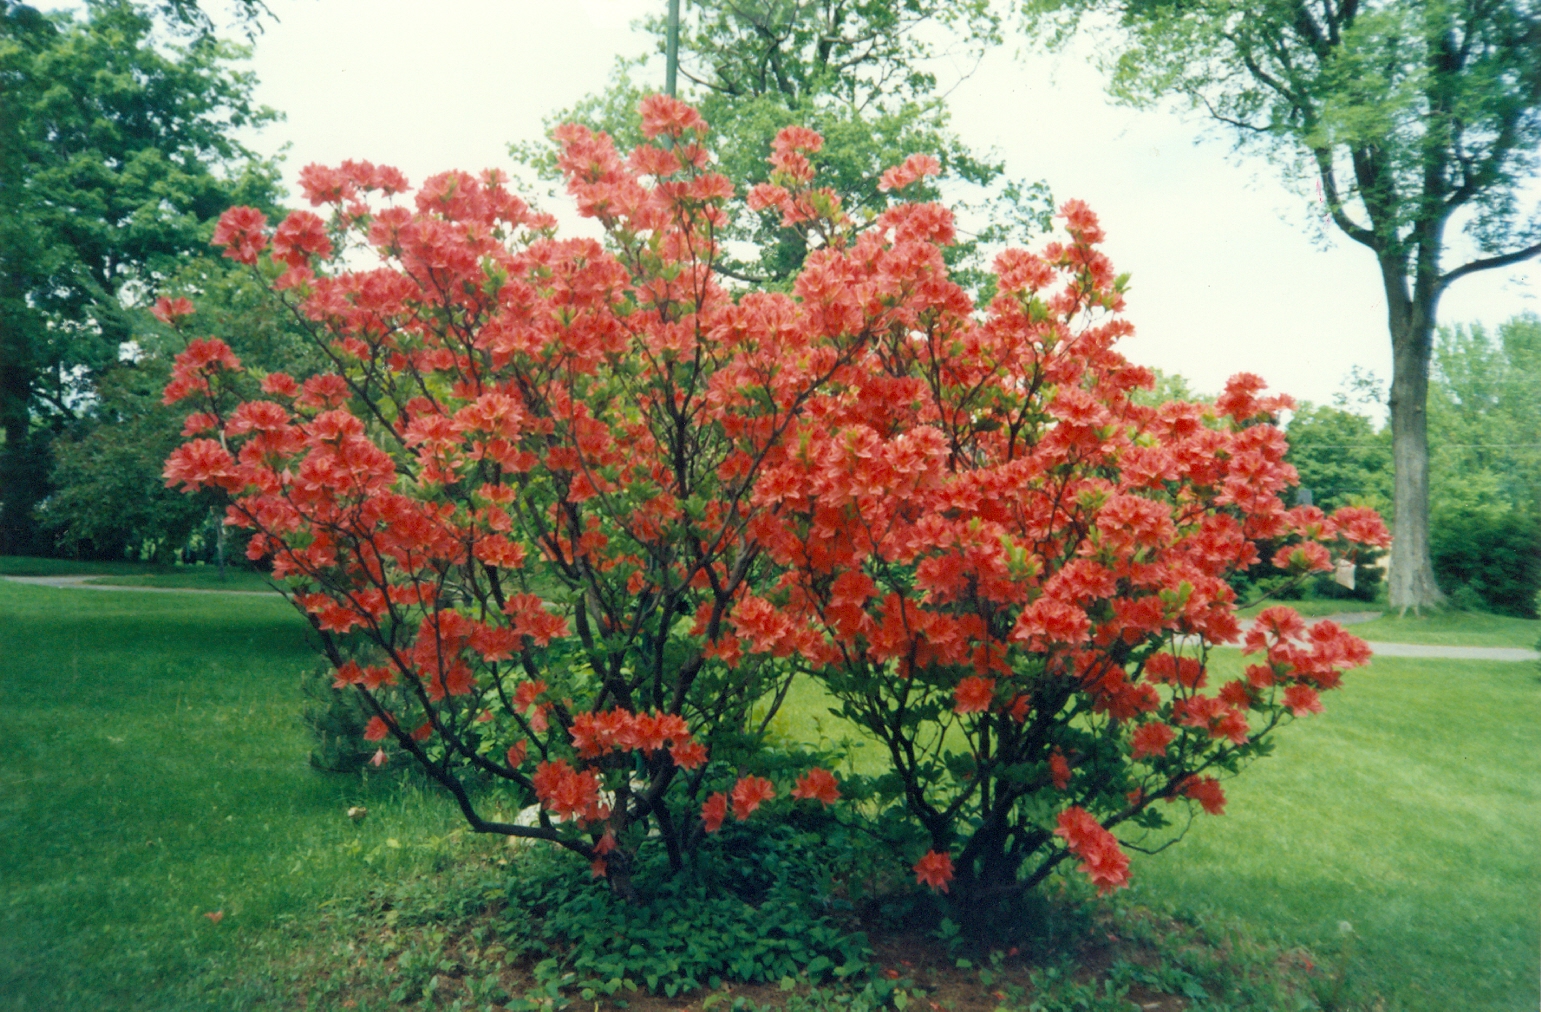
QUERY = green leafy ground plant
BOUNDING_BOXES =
[502,825,873,997]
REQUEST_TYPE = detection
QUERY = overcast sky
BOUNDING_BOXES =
[148,0,1541,407]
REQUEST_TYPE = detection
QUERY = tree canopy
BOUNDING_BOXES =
[519,0,1052,290]
[1279,316,1541,613]
[1022,0,1541,609]
[0,0,282,553]
[1429,313,1541,515]
[1285,401,1392,516]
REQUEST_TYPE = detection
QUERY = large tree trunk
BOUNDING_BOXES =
[0,277,42,556]
[0,359,45,557]
[1381,263,1446,611]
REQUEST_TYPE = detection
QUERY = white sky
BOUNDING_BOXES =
[130,0,1541,406]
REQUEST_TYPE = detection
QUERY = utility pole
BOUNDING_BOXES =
[665,0,680,97]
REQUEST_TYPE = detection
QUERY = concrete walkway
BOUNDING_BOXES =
[1,574,277,596]
[1356,641,1539,662]
[6,576,1537,661]
[1236,609,1539,662]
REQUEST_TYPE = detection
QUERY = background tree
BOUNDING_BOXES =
[1426,314,1541,615]
[0,0,282,554]
[1429,313,1541,513]
[1277,317,1541,613]
[1023,0,1541,610]
[1279,401,1391,601]
[38,259,324,562]
[146,0,270,37]
[519,0,1052,291]
[1285,404,1393,516]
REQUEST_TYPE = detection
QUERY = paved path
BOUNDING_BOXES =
[1236,609,1539,662]
[1356,641,1538,662]
[6,577,1537,661]
[1,574,277,596]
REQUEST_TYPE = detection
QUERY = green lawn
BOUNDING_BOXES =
[1235,587,1540,650]
[1127,651,1540,1012]
[4,581,1537,1010]
[774,650,1541,1012]
[1237,596,1384,619]
[0,554,168,576]
[0,554,274,592]
[84,569,277,592]
[1348,609,1540,649]
[0,582,467,1012]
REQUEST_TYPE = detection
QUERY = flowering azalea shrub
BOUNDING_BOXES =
[163,95,1386,909]
[736,184,1389,906]
[164,97,859,898]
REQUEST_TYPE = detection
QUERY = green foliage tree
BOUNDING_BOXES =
[38,259,324,562]
[1285,403,1393,516]
[1427,314,1541,615]
[519,0,1052,290]
[1023,0,1541,610]
[1281,400,1391,601]
[1276,316,1541,613]
[0,0,282,554]
[144,0,270,37]
[1430,313,1541,510]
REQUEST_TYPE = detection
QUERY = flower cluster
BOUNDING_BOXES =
[568,708,706,769]
[1054,807,1130,895]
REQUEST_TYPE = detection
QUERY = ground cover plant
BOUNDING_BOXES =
[162,97,1388,916]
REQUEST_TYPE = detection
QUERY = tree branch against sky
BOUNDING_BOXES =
[1022,0,1541,609]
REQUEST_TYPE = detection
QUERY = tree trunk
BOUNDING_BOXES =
[1382,263,1446,611]
[0,295,42,556]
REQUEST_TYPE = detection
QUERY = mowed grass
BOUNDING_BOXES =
[0,554,275,592]
[0,582,467,1012]
[84,569,277,592]
[1235,590,1540,649]
[3,579,1537,1010]
[1126,650,1540,1012]
[0,554,168,576]
[1237,596,1385,620]
[775,648,1541,1011]
[1350,608,1540,649]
